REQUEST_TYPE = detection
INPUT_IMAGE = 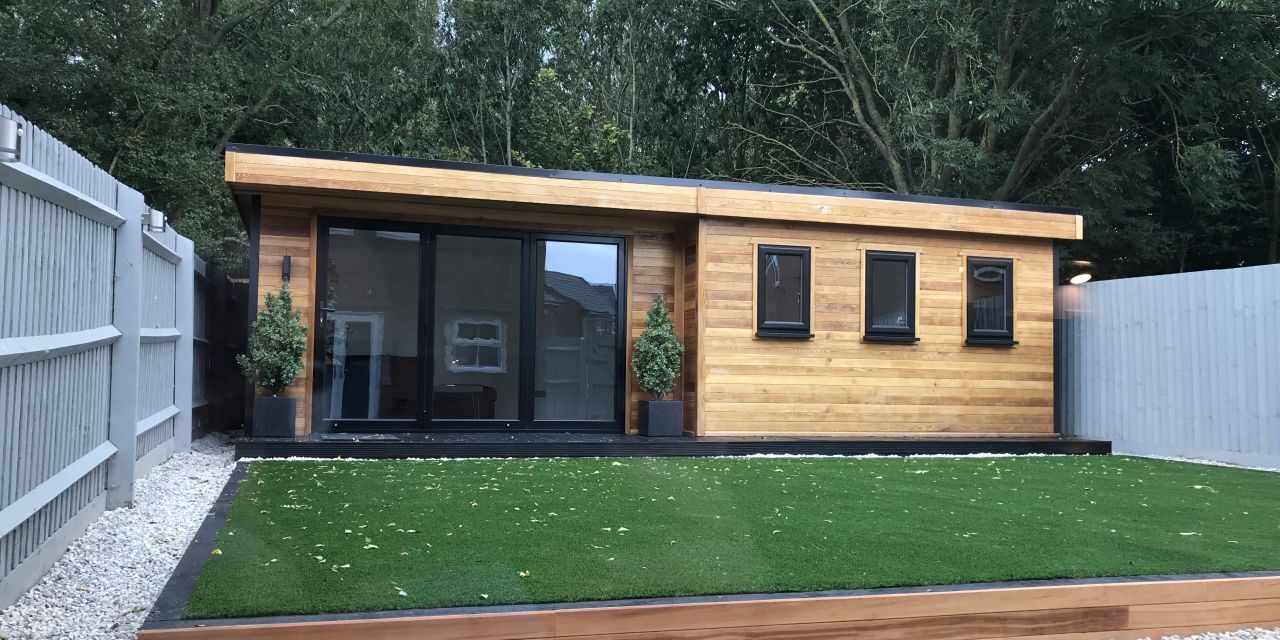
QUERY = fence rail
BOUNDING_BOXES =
[0,103,236,607]
[1058,264,1280,468]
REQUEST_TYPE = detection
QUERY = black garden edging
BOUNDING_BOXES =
[145,462,249,626]
[143,458,1278,634]
[233,432,1112,459]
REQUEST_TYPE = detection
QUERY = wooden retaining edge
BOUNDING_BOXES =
[138,574,1280,640]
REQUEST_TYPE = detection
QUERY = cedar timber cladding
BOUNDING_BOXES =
[697,219,1057,436]
[227,145,1080,437]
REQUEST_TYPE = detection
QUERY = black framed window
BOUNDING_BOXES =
[966,257,1015,346]
[756,245,812,339]
[864,250,917,342]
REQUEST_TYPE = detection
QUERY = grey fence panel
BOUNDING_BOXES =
[0,105,122,606]
[1059,264,1280,467]
[0,104,203,606]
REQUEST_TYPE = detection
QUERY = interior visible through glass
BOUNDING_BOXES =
[321,228,420,421]
[870,259,910,329]
[535,241,619,421]
[969,263,1008,332]
[762,252,804,324]
[432,235,522,420]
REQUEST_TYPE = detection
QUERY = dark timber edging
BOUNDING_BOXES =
[232,433,1111,460]
[145,462,248,626]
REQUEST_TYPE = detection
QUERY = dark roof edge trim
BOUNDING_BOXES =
[225,143,1081,216]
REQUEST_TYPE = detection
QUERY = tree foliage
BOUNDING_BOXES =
[1,0,1276,279]
[632,295,684,399]
[238,281,307,395]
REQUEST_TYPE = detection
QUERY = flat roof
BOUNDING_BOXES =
[225,143,1079,216]
[225,144,1083,240]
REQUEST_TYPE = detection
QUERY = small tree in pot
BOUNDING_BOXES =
[237,281,307,437]
[632,294,684,436]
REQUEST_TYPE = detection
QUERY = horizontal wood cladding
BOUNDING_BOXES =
[253,192,681,435]
[138,575,1280,640]
[697,218,1056,436]
[227,151,1082,240]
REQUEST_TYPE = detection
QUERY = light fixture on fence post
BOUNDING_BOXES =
[145,207,167,233]
[0,116,20,162]
[282,255,292,282]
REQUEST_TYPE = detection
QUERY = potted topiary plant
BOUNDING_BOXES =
[632,294,685,436]
[237,281,307,437]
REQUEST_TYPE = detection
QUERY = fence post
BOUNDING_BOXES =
[174,236,195,453]
[106,184,143,508]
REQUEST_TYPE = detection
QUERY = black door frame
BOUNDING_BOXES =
[313,216,627,434]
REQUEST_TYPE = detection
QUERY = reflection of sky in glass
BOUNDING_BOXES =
[544,242,617,285]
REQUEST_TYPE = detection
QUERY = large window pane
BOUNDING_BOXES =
[535,240,619,421]
[433,235,522,420]
[321,228,420,421]
[865,251,916,339]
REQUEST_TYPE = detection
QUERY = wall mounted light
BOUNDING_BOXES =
[0,116,20,162]
[1064,259,1094,285]
[145,207,166,233]
[282,255,292,281]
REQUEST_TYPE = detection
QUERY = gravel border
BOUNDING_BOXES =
[0,435,234,640]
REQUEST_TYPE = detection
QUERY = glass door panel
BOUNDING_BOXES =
[534,240,620,421]
[431,234,522,421]
[319,227,420,428]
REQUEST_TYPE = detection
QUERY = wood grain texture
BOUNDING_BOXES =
[253,193,681,435]
[696,217,1057,435]
[138,576,1280,640]
[227,151,1082,240]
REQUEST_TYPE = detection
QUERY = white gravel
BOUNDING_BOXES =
[0,435,234,640]
[1154,630,1280,640]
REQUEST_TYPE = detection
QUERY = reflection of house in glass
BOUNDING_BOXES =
[537,271,618,422]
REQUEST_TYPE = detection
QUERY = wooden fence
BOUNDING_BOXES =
[193,257,248,439]
[0,103,239,607]
[1058,264,1280,467]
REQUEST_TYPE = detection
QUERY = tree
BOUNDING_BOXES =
[632,295,684,400]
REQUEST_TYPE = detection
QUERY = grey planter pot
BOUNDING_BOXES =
[639,400,683,437]
[252,395,296,438]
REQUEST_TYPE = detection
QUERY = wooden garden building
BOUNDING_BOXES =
[225,144,1084,442]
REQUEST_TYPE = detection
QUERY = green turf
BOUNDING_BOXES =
[184,456,1280,618]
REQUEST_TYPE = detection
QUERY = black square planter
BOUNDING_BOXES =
[252,396,296,438]
[639,400,683,437]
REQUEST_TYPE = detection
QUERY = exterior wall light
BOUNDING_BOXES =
[145,207,167,233]
[0,116,20,162]
[1069,272,1092,285]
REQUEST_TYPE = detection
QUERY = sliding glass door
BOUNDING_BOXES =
[431,234,523,423]
[314,219,624,432]
[535,240,620,422]
[316,224,422,431]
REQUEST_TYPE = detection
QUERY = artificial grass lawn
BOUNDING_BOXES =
[185,456,1280,618]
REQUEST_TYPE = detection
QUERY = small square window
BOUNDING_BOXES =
[966,257,1015,346]
[756,245,812,339]
[447,318,507,372]
[864,250,917,343]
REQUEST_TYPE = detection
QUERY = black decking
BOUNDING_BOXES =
[234,432,1111,459]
